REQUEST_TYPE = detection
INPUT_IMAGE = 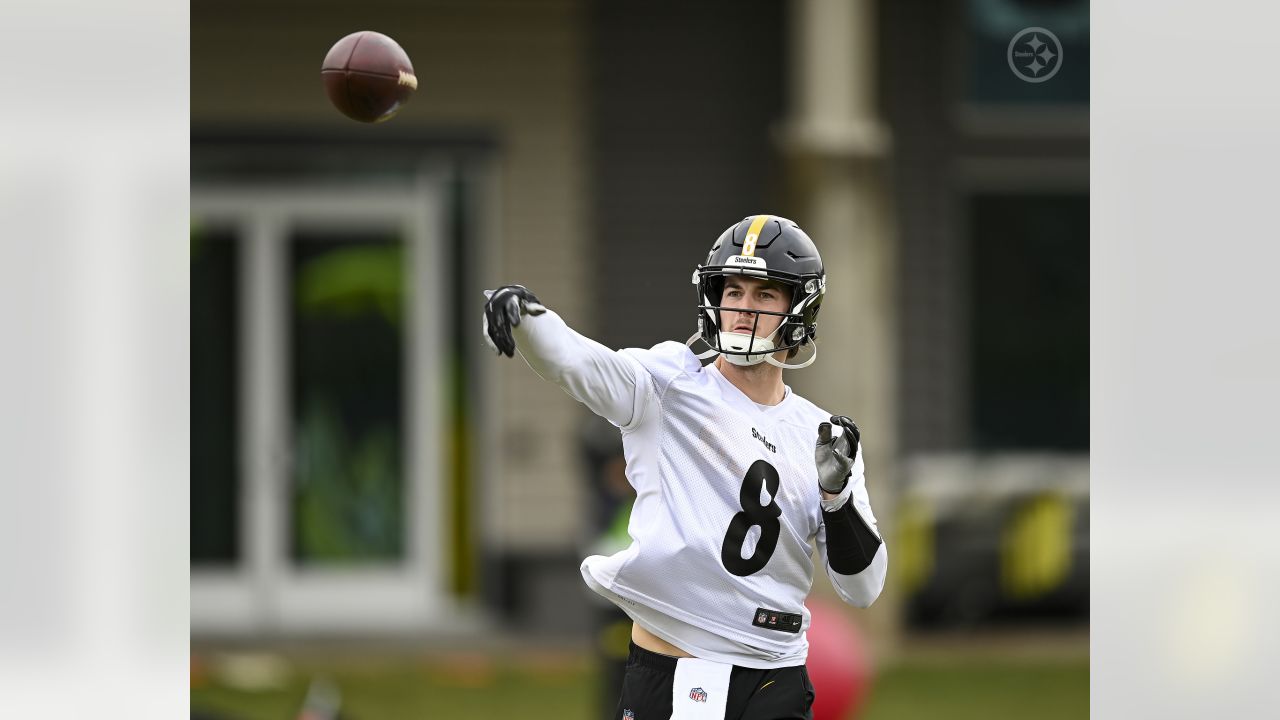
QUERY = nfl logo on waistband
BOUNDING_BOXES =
[689,687,708,703]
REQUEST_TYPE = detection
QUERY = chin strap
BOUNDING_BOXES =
[685,333,818,369]
[763,338,817,369]
[685,332,721,360]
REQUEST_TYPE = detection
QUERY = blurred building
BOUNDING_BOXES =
[192,0,1088,647]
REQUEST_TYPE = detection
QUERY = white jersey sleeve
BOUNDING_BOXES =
[511,309,648,428]
[815,448,888,608]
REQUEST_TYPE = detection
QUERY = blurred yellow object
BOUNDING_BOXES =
[210,652,292,692]
[1001,493,1073,599]
[894,497,935,596]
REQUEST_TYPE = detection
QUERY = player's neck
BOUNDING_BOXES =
[714,355,786,406]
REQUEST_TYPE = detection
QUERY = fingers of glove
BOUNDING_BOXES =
[483,288,508,322]
[835,433,854,459]
[481,317,505,356]
[483,301,516,357]
[817,422,833,446]
[831,415,860,444]
[815,442,853,494]
[831,425,852,457]
[486,286,517,307]
[829,416,860,457]
[500,296,520,328]
[487,315,515,357]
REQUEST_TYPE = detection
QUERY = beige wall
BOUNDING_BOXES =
[192,0,592,550]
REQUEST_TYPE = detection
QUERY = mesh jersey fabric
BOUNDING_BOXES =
[579,341,882,667]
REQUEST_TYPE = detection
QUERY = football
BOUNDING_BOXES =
[321,31,417,123]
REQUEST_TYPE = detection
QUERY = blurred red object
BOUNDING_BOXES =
[806,599,873,720]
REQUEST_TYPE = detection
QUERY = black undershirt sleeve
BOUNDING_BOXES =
[822,497,883,575]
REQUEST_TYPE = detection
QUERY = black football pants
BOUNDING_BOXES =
[614,642,815,720]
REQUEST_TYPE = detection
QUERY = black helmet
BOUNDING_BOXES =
[692,214,826,361]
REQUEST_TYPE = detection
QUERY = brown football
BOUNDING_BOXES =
[321,31,417,123]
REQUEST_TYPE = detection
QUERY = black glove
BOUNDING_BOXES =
[483,285,547,357]
[815,415,861,494]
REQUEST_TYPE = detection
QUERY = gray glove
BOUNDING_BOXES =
[482,285,547,357]
[815,415,860,494]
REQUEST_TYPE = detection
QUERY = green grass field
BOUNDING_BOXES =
[192,652,1087,719]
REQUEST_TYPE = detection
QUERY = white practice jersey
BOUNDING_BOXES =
[513,310,887,669]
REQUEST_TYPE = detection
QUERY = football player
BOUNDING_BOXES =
[484,215,886,720]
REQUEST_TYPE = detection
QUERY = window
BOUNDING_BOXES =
[969,193,1088,450]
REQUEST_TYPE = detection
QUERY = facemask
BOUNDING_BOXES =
[716,330,776,366]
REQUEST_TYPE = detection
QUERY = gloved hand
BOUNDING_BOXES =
[815,415,861,495]
[483,285,547,357]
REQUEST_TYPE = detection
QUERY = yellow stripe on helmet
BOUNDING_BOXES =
[742,215,770,256]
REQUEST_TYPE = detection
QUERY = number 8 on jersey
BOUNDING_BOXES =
[720,460,783,576]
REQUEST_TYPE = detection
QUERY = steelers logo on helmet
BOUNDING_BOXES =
[688,214,826,369]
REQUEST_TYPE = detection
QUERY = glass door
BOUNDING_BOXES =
[191,182,446,633]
